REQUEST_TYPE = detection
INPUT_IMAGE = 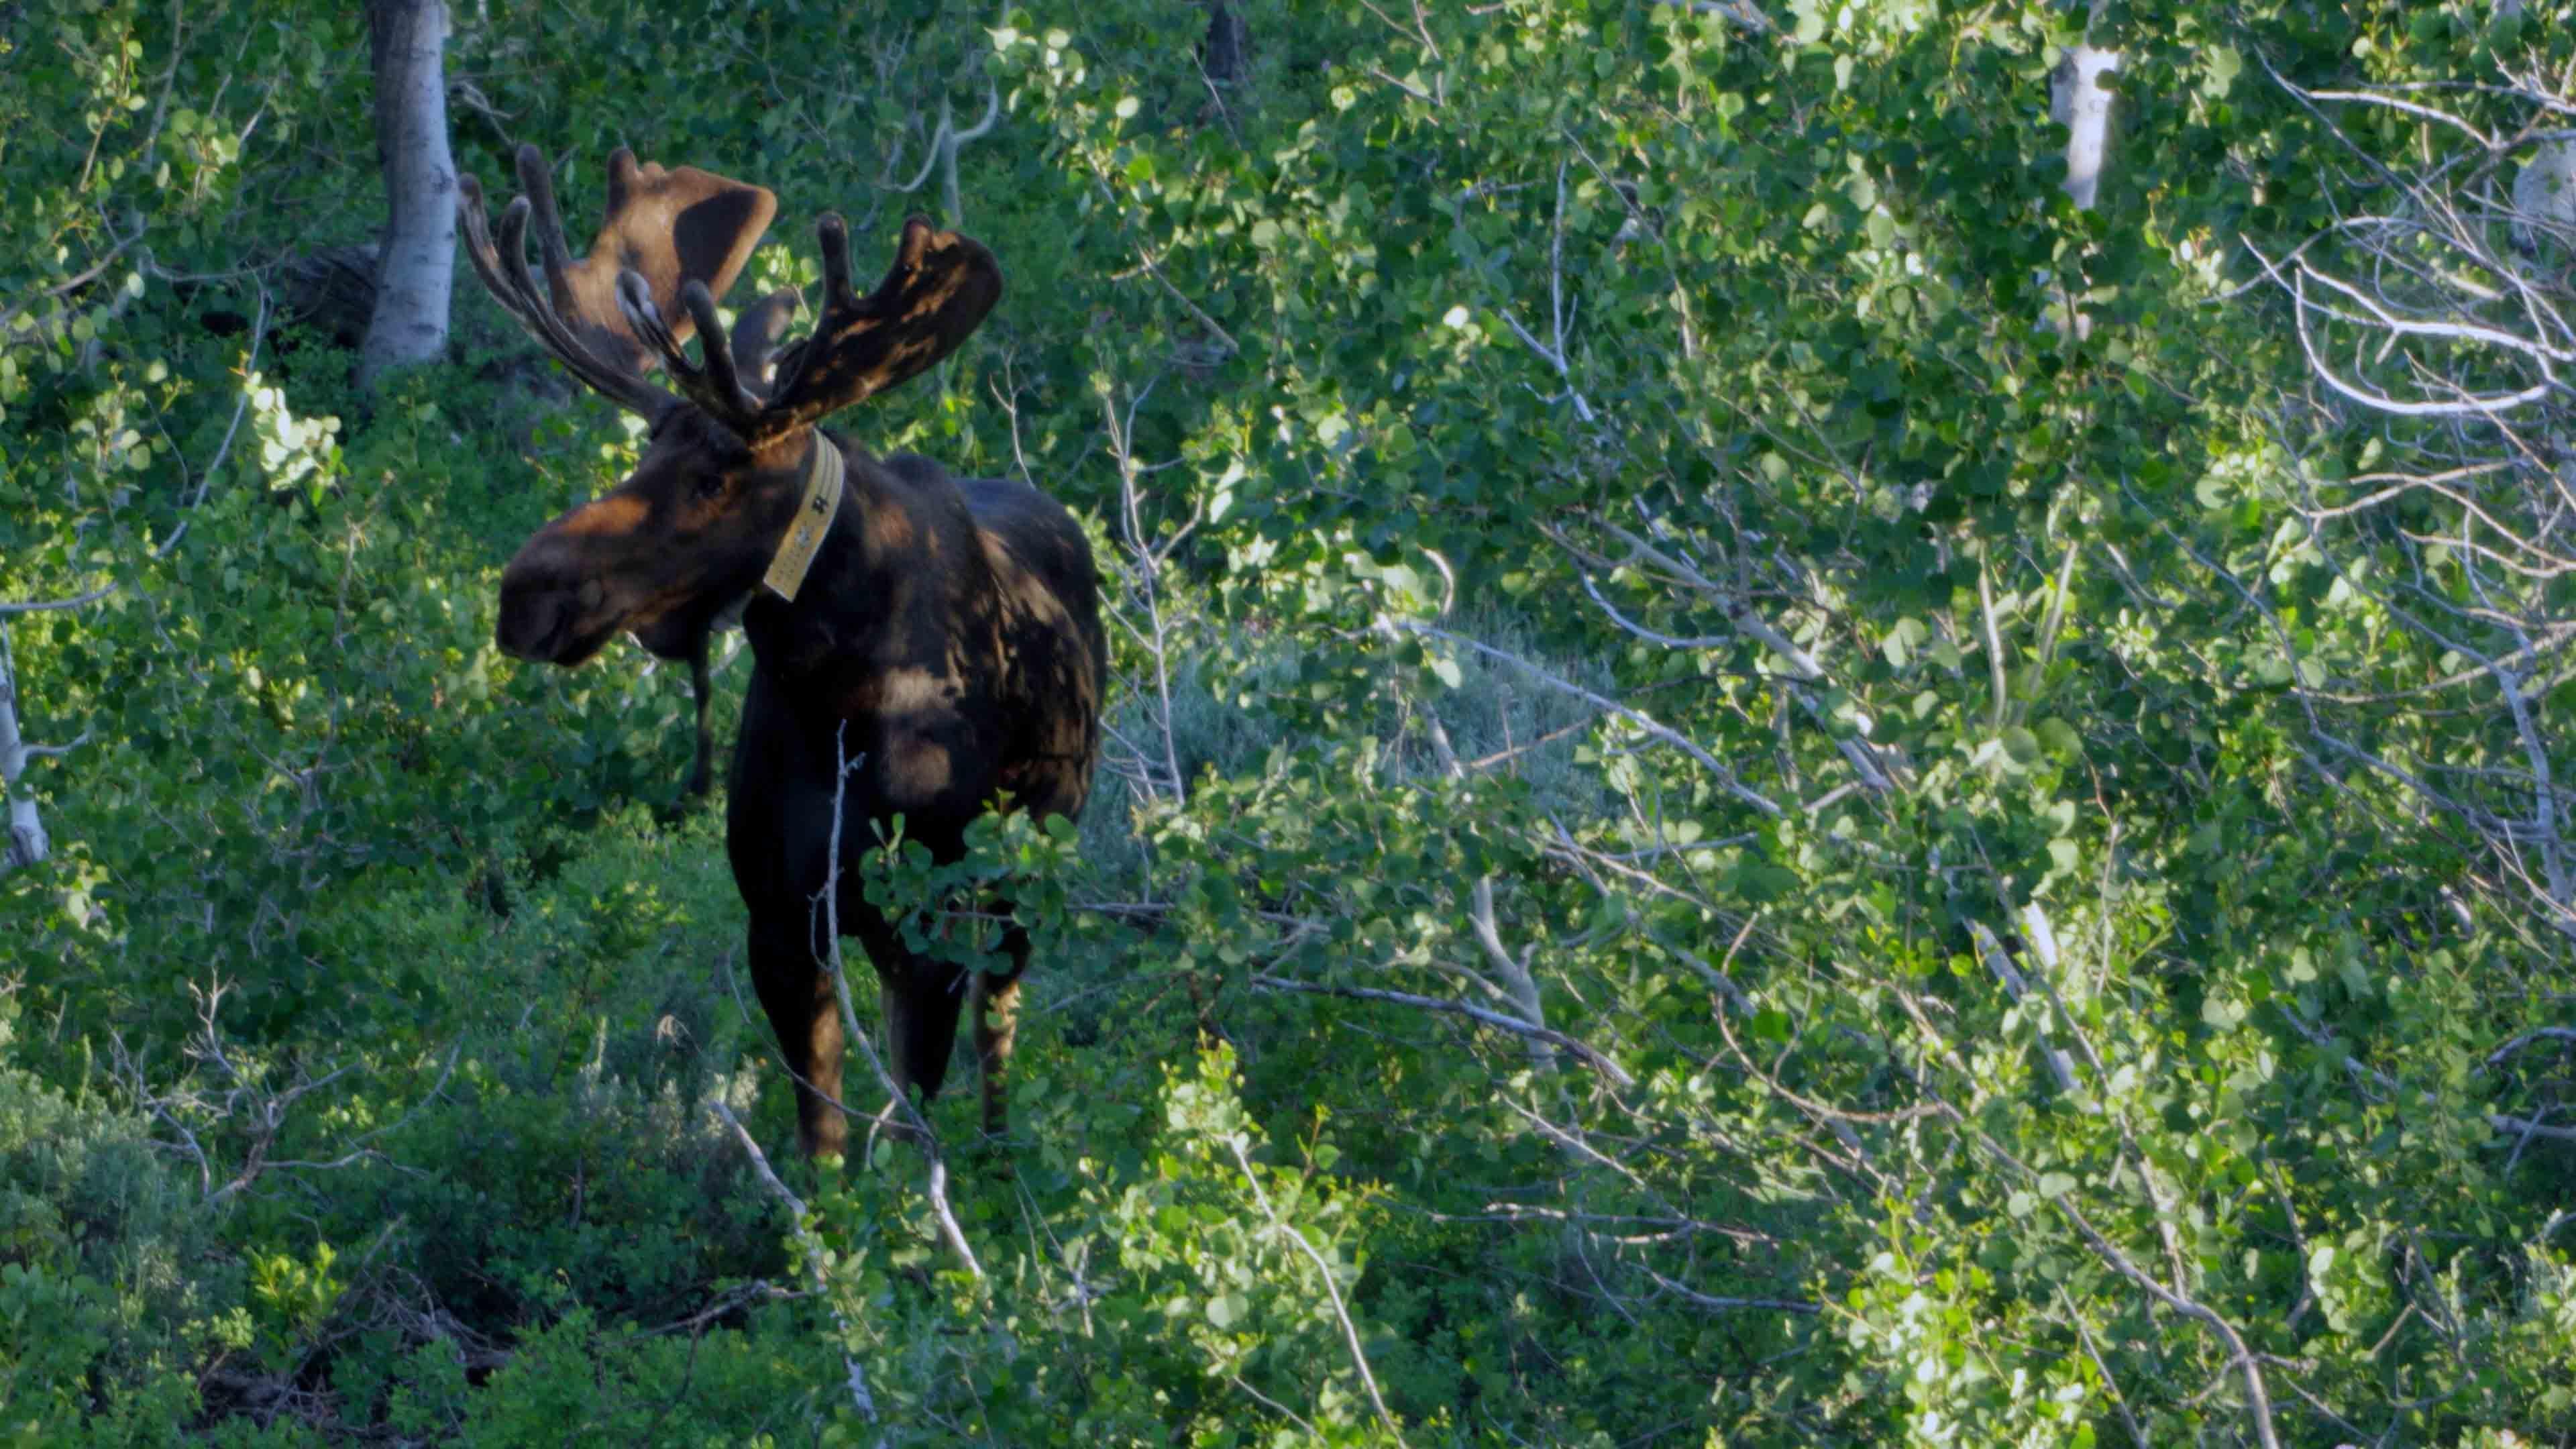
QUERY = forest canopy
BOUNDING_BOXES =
[3,1,2574,1444]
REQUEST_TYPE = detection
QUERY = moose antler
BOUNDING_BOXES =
[759,214,1004,437]
[462,143,999,441]
[616,212,1002,443]
[614,272,767,431]
[458,145,776,419]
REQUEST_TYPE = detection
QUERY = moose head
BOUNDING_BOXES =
[458,144,1000,669]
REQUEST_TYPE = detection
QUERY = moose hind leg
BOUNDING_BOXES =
[972,926,1032,1138]
[747,914,846,1159]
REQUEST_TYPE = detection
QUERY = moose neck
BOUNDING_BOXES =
[736,430,979,702]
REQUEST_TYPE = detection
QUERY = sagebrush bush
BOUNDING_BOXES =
[0,991,233,1440]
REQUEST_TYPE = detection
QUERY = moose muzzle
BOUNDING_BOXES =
[495,547,613,665]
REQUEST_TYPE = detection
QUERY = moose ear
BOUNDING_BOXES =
[727,289,804,396]
[531,146,777,379]
[763,215,1004,430]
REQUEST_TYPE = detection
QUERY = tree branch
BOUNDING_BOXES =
[1250,974,1636,1088]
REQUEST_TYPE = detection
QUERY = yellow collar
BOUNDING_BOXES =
[762,437,844,601]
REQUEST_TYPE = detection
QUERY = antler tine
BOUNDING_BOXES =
[458,176,549,333]
[614,272,763,431]
[458,177,671,415]
[816,213,858,312]
[760,213,1002,435]
[456,173,522,318]
[513,143,584,323]
[458,142,777,420]
[489,198,555,320]
[729,290,803,396]
[496,198,664,408]
[767,212,908,404]
[765,213,853,404]
[680,282,763,423]
[614,270,686,370]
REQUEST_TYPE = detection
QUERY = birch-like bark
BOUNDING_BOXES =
[2052,44,2121,212]
[358,0,455,389]
[1,622,50,875]
[2043,25,2118,339]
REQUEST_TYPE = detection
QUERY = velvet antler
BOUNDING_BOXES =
[461,144,997,440]
[756,215,1004,437]
[458,145,776,419]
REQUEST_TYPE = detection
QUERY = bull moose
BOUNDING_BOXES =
[457,146,1105,1158]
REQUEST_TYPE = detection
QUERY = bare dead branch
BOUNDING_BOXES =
[1393,619,1784,819]
[707,1099,879,1421]
[821,724,984,1282]
[1250,974,1636,1088]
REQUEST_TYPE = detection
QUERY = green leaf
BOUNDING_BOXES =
[1881,616,1928,667]
[2035,718,2082,759]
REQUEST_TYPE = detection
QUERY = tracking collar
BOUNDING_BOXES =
[762,436,845,601]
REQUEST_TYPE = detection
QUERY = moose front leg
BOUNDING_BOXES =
[971,927,1032,1137]
[684,632,716,800]
[747,914,847,1159]
[873,947,969,1130]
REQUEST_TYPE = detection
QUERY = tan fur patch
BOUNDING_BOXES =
[838,665,964,728]
[755,431,813,470]
[560,494,648,537]
[978,534,1071,625]
[866,506,916,551]
[877,665,953,712]
[888,737,953,798]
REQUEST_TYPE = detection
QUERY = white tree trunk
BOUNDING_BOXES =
[2041,38,2120,339]
[2052,44,2121,212]
[359,0,455,389]
[1,623,50,875]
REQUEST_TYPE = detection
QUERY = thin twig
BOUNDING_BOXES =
[708,1100,878,1422]
[1224,1136,1405,1442]
[1250,974,1635,1088]
[822,723,985,1281]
